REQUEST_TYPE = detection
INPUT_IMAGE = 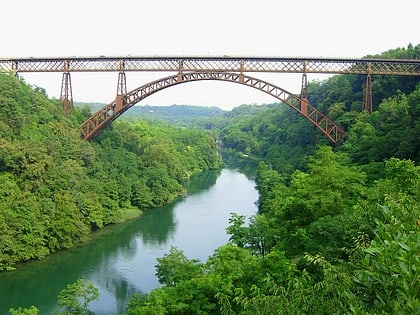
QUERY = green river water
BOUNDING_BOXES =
[0,168,258,314]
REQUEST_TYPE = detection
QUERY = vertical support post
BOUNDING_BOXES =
[300,61,309,116]
[363,63,373,113]
[177,60,184,81]
[239,59,245,83]
[117,60,127,96]
[115,60,127,112]
[60,60,73,113]
[12,61,19,79]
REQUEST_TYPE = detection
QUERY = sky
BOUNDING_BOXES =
[1,0,419,109]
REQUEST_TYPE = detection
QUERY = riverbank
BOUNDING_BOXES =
[0,168,258,314]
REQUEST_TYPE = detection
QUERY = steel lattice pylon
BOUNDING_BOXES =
[363,73,373,113]
[58,60,73,113]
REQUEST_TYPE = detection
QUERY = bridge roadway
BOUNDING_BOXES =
[1,56,420,76]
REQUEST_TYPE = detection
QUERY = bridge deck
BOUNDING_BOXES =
[1,56,420,76]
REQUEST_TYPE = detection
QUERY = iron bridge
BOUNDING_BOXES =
[1,56,419,143]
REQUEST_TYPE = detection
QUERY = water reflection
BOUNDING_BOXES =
[222,153,258,180]
[0,168,257,315]
[0,196,178,314]
[133,204,177,246]
[183,169,220,195]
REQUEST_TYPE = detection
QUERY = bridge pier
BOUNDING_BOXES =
[12,61,19,79]
[59,60,73,113]
[177,60,184,82]
[362,65,373,113]
[239,60,245,83]
[300,63,309,116]
[117,60,127,96]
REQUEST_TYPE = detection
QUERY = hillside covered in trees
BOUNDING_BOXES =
[0,74,221,272]
[121,45,420,314]
[76,103,226,127]
[2,44,420,314]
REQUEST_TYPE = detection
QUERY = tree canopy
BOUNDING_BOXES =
[3,44,420,314]
[122,44,420,314]
[0,73,221,271]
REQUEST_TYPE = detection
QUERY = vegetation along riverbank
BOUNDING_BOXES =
[2,45,420,314]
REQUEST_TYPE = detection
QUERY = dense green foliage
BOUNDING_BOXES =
[9,279,99,315]
[122,104,225,126]
[0,74,221,271]
[218,45,420,172]
[123,154,419,315]
[76,103,226,127]
[3,44,420,314]
[220,103,321,174]
[55,278,99,314]
[121,45,420,314]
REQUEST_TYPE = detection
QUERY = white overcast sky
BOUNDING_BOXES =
[1,0,419,109]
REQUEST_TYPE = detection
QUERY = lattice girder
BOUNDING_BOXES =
[1,56,419,76]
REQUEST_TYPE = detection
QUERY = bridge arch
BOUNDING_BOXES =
[81,72,346,144]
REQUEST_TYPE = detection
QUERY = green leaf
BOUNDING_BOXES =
[397,241,410,251]
[399,261,408,274]
[364,247,381,255]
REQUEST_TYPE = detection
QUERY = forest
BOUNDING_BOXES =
[0,75,221,272]
[2,44,420,314]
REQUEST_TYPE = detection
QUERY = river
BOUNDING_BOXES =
[0,168,259,314]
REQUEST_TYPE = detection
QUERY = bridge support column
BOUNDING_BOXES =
[60,60,73,113]
[239,60,245,83]
[12,61,19,79]
[363,71,373,113]
[177,60,184,82]
[300,64,308,116]
[117,60,127,96]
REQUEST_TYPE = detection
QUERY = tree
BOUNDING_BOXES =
[384,157,419,195]
[225,213,248,248]
[226,212,274,257]
[353,201,420,314]
[155,247,203,286]
[55,279,99,315]
[301,146,366,218]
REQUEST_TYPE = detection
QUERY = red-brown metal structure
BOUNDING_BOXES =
[59,60,73,112]
[1,55,419,142]
[116,60,127,96]
[81,72,346,143]
[2,56,419,74]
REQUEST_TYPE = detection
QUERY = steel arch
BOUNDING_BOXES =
[81,72,346,143]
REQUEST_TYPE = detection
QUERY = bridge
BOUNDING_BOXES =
[1,56,420,144]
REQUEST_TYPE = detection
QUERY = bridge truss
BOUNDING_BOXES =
[1,56,420,143]
[1,56,420,75]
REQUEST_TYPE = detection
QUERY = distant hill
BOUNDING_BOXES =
[75,103,226,125]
